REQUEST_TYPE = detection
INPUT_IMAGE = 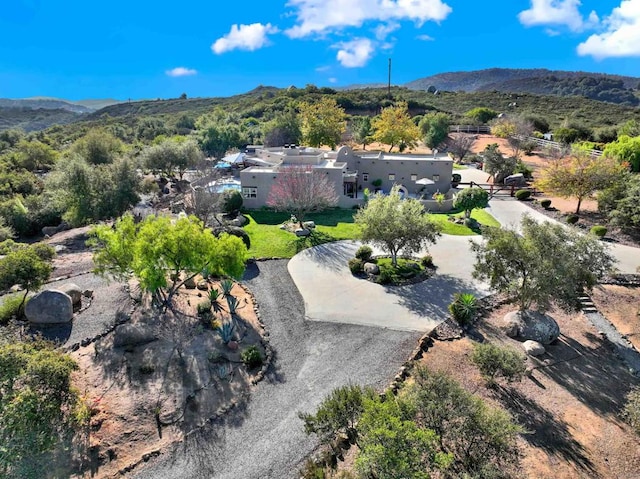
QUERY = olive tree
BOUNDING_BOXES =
[355,185,441,265]
[471,215,614,312]
[453,187,489,218]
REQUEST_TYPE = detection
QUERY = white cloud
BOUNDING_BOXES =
[335,38,375,67]
[285,0,452,38]
[315,65,331,72]
[416,34,434,40]
[166,67,197,77]
[328,77,338,83]
[518,0,598,32]
[578,0,640,58]
[374,22,400,40]
[212,23,279,54]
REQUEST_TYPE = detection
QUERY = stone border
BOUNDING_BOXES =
[305,293,509,472]
[600,274,640,287]
[106,278,272,477]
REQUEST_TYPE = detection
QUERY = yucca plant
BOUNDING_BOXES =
[448,293,477,327]
[208,288,221,303]
[217,321,235,344]
[220,279,234,296]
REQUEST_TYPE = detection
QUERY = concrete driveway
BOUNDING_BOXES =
[288,236,491,333]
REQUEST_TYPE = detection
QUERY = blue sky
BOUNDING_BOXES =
[1,0,639,100]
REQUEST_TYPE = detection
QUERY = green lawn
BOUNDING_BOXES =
[244,207,500,258]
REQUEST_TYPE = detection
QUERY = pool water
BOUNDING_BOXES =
[207,179,242,194]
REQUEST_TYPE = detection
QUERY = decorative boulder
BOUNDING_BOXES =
[303,221,316,229]
[502,310,560,345]
[57,283,82,306]
[54,245,67,254]
[25,290,73,324]
[197,280,208,291]
[522,340,546,356]
[364,262,380,275]
[113,324,158,348]
[295,228,311,237]
[42,226,58,237]
[83,289,94,298]
[184,277,197,289]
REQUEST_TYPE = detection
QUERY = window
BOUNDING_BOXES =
[410,174,417,181]
[242,187,257,199]
[432,175,440,181]
[363,173,369,182]
[388,173,395,181]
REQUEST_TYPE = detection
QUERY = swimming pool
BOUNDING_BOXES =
[207,178,242,194]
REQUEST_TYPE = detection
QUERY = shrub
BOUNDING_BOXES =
[448,293,477,326]
[221,189,243,214]
[471,343,527,384]
[421,254,434,268]
[540,199,552,209]
[212,226,250,249]
[451,173,462,184]
[208,288,220,303]
[590,225,608,238]
[623,386,640,435]
[371,179,382,188]
[241,345,263,369]
[0,293,28,324]
[377,269,393,284]
[515,189,531,201]
[348,258,364,275]
[197,300,211,316]
[566,214,579,225]
[355,245,373,261]
[514,160,533,177]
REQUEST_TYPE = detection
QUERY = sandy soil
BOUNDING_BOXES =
[70,279,265,478]
[592,285,640,351]
[418,303,640,479]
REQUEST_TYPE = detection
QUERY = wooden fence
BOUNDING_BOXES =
[461,181,540,198]
[449,125,491,134]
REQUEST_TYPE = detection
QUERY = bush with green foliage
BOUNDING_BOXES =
[515,189,531,200]
[605,175,640,232]
[448,293,477,326]
[348,258,364,275]
[540,199,552,209]
[221,189,243,215]
[299,384,375,446]
[471,343,527,384]
[212,225,250,249]
[197,300,212,316]
[241,345,263,369]
[0,243,54,310]
[355,245,373,261]
[566,214,579,224]
[0,341,84,477]
[0,293,29,324]
[590,225,608,238]
[421,254,434,268]
[514,159,534,177]
[464,107,498,124]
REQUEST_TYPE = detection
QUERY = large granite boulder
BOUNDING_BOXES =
[364,262,380,275]
[57,283,82,306]
[503,310,560,345]
[295,228,311,237]
[25,290,73,324]
[113,324,158,348]
[42,226,58,237]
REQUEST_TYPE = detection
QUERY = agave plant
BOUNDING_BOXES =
[208,288,221,303]
[217,321,235,344]
[448,293,477,327]
[226,295,240,315]
[220,279,234,296]
[217,364,232,381]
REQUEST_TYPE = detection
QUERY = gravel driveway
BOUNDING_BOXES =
[134,260,421,479]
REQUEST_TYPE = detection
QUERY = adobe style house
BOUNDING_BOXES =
[239,146,454,209]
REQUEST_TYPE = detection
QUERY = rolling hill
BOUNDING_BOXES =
[405,68,640,105]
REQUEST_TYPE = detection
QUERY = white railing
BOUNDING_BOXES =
[512,135,603,157]
[449,125,491,134]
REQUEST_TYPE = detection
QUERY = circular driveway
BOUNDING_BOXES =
[288,236,491,332]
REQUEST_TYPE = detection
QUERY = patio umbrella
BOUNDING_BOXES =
[415,177,435,185]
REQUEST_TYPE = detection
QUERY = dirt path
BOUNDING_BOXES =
[134,260,421,479]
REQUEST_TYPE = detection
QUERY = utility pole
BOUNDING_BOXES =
[388,58,392,99]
